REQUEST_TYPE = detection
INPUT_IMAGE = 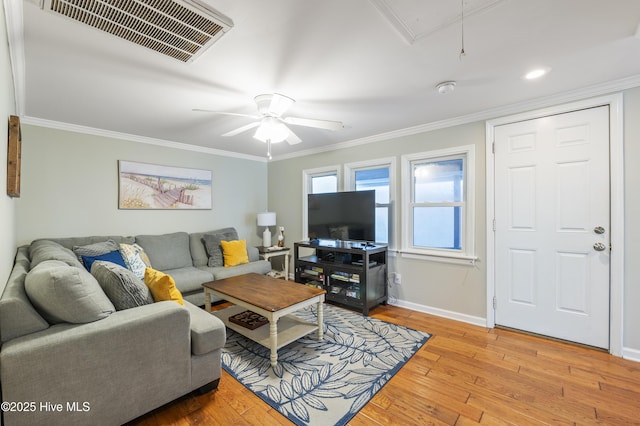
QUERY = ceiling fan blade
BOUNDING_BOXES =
[192,108,259,119]
[283,116,343,131]
[285,127,302,145]
[222,121,260,137]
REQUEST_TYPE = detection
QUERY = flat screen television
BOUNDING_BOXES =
[307,190,375,242]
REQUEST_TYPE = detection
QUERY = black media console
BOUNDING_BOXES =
[294,240,388,315]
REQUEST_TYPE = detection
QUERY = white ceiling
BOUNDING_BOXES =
[11,0,640,160]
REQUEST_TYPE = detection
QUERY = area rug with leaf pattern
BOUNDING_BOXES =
[220,303,431,426]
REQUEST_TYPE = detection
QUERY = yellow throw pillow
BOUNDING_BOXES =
[220,239,249,268]
[143,267,184,306]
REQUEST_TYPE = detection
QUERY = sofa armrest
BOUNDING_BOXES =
[1,302,192,426]
[247,245,259,262]
[183,302,226,355]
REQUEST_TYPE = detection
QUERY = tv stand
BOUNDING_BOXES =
[294,241,387,315]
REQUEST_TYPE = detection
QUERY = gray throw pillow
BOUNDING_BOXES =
[203,229,238,267]
[29,240,84,269]
[90,261,154,310]
[72,239,119,261]
[25,260,115,324]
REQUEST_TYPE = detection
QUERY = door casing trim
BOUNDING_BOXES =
[485,93,624,356]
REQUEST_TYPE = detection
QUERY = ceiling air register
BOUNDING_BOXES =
[40,0,233,62]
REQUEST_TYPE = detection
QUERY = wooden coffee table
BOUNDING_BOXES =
[203,273,326,367]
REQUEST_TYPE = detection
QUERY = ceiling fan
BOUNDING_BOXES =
[194,93,343,157]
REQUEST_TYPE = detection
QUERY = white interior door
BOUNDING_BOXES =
[494,106,610,349]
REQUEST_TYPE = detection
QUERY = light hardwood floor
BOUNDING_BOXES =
[130,303,640,425]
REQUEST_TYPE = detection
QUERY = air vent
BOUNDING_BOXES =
[42,0,233,62]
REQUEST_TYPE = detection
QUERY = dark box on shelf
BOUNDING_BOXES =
[228,310,269,330]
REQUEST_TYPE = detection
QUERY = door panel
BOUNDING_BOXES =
[494,106,610,348]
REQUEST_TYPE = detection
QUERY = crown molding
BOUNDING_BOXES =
[272,74,640,162]
[20,116,268,162]
[16,72,640,164]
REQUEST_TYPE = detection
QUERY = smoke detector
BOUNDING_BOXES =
[436,81,456,94]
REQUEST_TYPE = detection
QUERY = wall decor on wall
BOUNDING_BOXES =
[118,160,212,209]
[7,115,21,197]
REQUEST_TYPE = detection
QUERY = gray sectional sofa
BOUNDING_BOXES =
[0,227,271,426]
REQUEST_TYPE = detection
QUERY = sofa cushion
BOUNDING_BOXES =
[0,247,49,343]
[136,232,192,271]
[25,260,116,324]
[80,249,128,271]
[220,239,249,267]
[91,261,154,310]
[144,268,184,306]
[43,235,135,250]
[119,243,151,279]
[72,239,119,261]
[29,240,83,269]
[162,266,213,294]
[203,229,239,267]
[200,259,272,280]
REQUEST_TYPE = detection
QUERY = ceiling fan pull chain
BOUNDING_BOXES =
[267,139,272,160]
[460,0,466,60]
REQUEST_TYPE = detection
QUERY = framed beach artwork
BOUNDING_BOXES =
[118,160,212,210]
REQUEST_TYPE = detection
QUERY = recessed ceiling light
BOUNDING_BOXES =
[524,68,550,80]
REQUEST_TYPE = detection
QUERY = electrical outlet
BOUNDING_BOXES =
[393,273,401,285]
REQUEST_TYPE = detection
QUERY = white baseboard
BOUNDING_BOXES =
[390,298,486,328]
[386,299,639,364]
[622,347,640,363]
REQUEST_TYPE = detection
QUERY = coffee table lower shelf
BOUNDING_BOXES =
[215,305,320,353]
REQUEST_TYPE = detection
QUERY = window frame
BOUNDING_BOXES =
[344,157,396,248]
[401,145,476,264]
[302,165,341,241]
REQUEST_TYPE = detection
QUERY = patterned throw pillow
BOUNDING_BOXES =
[72,239,120,261]
[119,243,151,279]
[91,261,154,310]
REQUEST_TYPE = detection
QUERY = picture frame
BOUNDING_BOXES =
[118,160,212,210]
[6,115,21,198]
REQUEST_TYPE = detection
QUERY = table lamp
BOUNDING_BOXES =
[257,212,276,247]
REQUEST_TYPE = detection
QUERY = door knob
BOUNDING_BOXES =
[593,242,606,252]
[594,226,605,234]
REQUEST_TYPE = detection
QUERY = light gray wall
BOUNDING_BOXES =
[15,125,268,246]
[1,3,17,288]
[269,90,640,354]
[624,86,640,351]
[268,122,487,320]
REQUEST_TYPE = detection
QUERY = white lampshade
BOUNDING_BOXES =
[257,212,276,227]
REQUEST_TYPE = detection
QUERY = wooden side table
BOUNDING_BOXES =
[257,246,290,280]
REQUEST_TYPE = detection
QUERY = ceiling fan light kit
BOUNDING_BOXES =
[254,117,289,143]
[194,92,343,158]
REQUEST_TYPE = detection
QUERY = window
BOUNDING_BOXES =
[402,145,475,263]
[302,166,341,239]
[345,158,395,246]
[311,174,337,194]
